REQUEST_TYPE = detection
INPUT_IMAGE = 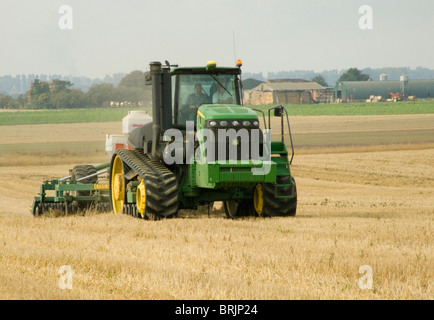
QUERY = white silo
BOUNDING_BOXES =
[380,74,388,81]
[400,74,409,96]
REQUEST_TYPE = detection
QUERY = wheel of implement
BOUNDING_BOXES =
[223,200,238,219]
[31,200,42,217]
[223,199,254,219]
[253,183,264,216]
[71,164,98,211]
[254,176,297,217]
[109,154,125,214]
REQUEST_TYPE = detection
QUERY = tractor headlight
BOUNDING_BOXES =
[208,119,258,128]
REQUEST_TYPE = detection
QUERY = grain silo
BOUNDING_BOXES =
[380,74,388,81]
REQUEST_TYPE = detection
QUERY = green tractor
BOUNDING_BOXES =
[109,60,297,219]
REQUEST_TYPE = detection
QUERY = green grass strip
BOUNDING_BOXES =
[0,108,139,126]
[0,101,433,126]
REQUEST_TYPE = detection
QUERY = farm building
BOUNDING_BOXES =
[334,79,434,102]
[244,79,326,105]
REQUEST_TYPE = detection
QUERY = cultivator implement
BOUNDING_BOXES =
[30,162,111,216]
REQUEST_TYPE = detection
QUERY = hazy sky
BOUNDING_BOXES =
[1,0,433,78]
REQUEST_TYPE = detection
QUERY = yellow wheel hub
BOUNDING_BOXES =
[136,180,146,218]
[113,174,124,201]
[111,155,124,214]
[254,184,264,217]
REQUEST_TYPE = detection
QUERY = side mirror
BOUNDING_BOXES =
[274,106,283,117]
[145,71,152,86]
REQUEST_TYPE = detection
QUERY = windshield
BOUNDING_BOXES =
[173,73,240,124]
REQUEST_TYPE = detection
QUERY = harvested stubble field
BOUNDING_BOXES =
[0,113,433,300]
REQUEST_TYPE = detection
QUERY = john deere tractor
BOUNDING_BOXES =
[109,60,297,219]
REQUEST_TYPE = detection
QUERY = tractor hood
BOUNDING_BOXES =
[198,105,258,120]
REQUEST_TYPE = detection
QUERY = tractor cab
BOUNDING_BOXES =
[169,61,243,126]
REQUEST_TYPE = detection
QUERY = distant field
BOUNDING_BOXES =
[0,115,433,162]
[249,100,434,116]
[0,101,433,125]
[0,107,142,126]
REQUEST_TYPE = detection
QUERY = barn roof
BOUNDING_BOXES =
[251,80,325,92]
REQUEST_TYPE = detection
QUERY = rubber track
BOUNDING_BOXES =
[115,149,179,220]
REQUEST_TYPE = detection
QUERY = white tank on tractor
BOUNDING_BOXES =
[106,110,152,157]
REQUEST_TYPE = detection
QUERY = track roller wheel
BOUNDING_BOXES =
[110,155,125,214]
[133,205,140,219]
[136,180,146,219]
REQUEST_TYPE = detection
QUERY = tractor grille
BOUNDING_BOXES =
[204,120,264,162]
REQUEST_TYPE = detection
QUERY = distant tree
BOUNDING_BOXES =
[118,70,146,89]
[114,86,143,106]
[86,83,116,107]
[36,92,52,108]
[68,89,88,108]
[51,91,69,109]
[116,70,150,106]
[51,79,73,93]
[53,89,87,108]
[311,75,328,87]
[0,94,13,108]
[30,79,50,106]
[338,68,371,82]
[16,94,27,109]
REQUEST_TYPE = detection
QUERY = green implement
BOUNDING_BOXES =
[30,162,111,216]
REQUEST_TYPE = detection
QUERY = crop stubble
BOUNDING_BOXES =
[0,114,432,299]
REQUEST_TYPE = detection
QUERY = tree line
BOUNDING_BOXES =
[0,73,125,96]
[0,70,150,109]
[251,66,434,88]
[0,66,419,109]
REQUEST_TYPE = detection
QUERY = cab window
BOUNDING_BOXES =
[174,73,239,125]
